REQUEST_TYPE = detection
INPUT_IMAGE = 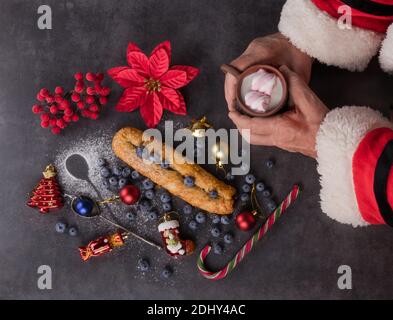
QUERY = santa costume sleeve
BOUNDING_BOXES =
[279,0,393,227]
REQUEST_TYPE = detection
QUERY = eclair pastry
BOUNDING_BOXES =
[112,127,236,215]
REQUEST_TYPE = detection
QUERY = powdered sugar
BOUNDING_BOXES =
[54,132,115,198]
[53,131,191,282]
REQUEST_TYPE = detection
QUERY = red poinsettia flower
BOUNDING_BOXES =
[108,41,199,128]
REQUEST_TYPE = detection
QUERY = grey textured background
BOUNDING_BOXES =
[1,0,393,300]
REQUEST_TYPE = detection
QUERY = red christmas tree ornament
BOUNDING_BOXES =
[158,213,195,256]
[235,211,257,231]
[108,41,199,128]
[27,165,64,214]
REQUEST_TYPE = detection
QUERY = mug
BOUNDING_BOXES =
[221,64,288,117]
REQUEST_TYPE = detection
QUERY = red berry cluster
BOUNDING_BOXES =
[32,72,111,135]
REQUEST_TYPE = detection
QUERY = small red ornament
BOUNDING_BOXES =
[119,184,141,205]
[235,211,257,231]
[27,165,64,213]
[108,40,199,128]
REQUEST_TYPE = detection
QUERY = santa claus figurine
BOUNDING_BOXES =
[158,214,195,256]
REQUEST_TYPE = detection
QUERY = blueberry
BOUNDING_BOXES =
[109,176,118,186]
[189,220,198,230]
[267,200,277,212]
[147,210,158,221]
[161,266,173,279]
[183,204,193,215]
[68,226,78,236]
[136,146,144,158]
[242,184,251,193]
[55,222,67,234]
[213,243,223,255]
[145,189,155,200]
[245,174,256,185]
[113,166,123,176]
[266,159,274,169]
[139,199,152,212]
[221,216,230,225]
[160,161,170,169]
[97,158,106,167]
[160,193,171,203]
[212,215,221,224]
[209,190,218,199]
[126,211,136,220]
[131,170,140,179]
[262,189,271,198]
[226,172,235,181]
[118,178,128,188]
[100,167,111,178]
[211,227,221,237]
[142,179,154,190]
[184,176,195,187]
[224,233,234,244]
[137,258,150,272]
[122,167,131,177]
[195,212,206,224]
[102,179,110,189]
[162,202,172,212]
[240,193,250,202]
[256,182,265,192]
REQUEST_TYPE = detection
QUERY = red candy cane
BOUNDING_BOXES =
[197,185,301,280]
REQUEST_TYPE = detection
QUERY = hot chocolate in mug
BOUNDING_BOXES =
[221,64,288,117]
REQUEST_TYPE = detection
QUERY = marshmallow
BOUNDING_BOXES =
[251,69,277,96]
[245,91,271,112]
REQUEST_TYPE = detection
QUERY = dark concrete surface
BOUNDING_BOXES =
[1,0,393,300]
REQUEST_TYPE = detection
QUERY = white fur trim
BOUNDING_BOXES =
[380,24,393,73]
[158,220,179,232]
[316,107,393,227]
[278,0,384,71]
[167,242,182,254]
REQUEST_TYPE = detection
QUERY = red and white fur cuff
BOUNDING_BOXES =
[316,107,393,227]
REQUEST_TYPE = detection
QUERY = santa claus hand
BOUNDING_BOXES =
[224,33,313,111]
[228,66,329,158]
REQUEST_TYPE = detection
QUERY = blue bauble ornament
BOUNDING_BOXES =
[74,197,94,217]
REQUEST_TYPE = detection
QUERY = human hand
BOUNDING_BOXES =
[224,33,313,111]
[228,65,329,159]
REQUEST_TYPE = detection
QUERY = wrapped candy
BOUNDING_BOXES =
[78,231,127,261]
[158,214,195,257]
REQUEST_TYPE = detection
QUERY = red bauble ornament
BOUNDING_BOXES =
[119,184,141,205]
[235,211,256,231]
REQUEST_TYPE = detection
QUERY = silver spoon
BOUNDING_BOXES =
[65,154,161,251]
